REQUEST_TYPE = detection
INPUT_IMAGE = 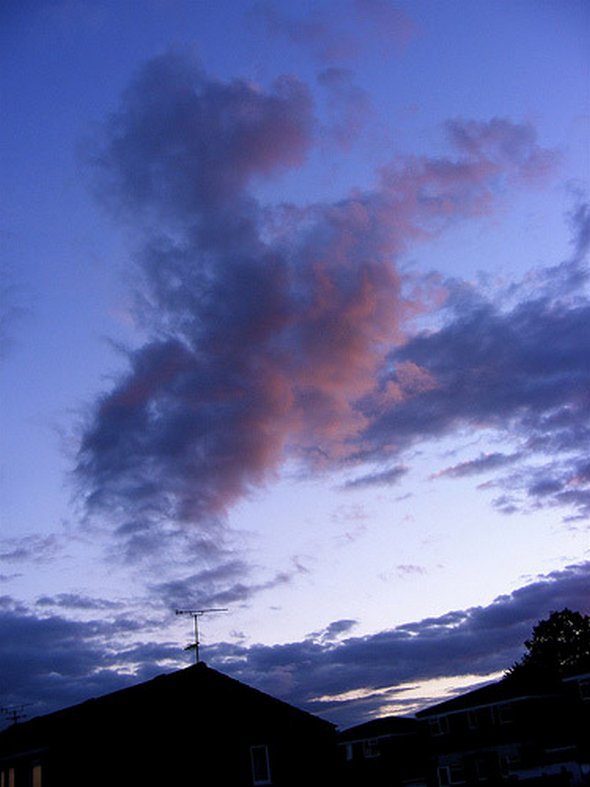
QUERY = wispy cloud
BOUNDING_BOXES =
[0,534,64,565]
[432,452,522,480]
[250,0,417,65]
[342,465,408,490]
[362,204,590,519]
[152,558,303,610]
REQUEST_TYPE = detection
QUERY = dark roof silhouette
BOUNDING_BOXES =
[0,662,334,738]
[0,662,337,787]
[339,715,419,741]
[415,678,557,717]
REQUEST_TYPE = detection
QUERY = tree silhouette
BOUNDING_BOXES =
[505,608,590,684]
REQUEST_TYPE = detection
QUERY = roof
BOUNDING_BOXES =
[415,678,558,718]
[0,662,334,749]
[339,715,419,741]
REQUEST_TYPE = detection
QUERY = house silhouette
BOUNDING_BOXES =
[0,662,336,787]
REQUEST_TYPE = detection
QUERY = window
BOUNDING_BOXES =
[32,765,42,787]
[467,710,479,730]
[501,748,521,772]
[250,745,271,785]
[497,704,514,724]
[429,716,450,736]
[363,739,380,758]
[437,764,466,785]
[475,759,489,780]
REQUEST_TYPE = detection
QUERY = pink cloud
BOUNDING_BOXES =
[78,53,558,558]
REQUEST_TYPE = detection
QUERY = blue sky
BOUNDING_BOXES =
[1,0,589,728]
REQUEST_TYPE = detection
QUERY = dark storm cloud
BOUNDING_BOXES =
[77,48,556,568]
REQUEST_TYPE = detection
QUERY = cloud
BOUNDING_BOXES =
[251,2,360,64]
[35,593,125,611]
[2,563,587,728]
[76,49,557,571]
[317,67,372,149]
[342,464,408,489]
[0,597,178,727]
[0,534,63,565]
[152,558,302,610]
[353,0,417,51]
[211,561,590,725]
[250,0,417,65]
[0,264,29,363]
[308,618,359,643]
[395,563,427,578]
[360,214,590,519]
[433,452,522,480]
[445,118,556,185]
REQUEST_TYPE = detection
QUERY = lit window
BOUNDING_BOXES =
[8,770,15,787]
[250,744,271,785]
[32,765,42,787]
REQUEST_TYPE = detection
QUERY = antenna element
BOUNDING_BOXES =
[175,608,228,663]
[1,704,32,726]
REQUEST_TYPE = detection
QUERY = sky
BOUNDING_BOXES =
[1,0,589,730]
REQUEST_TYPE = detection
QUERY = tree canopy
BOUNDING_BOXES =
[505,608,590,683]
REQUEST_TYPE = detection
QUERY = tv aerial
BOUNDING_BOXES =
[1,704,32,726]
[175,608,228,664]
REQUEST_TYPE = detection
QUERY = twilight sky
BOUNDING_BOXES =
[1,0,589,729]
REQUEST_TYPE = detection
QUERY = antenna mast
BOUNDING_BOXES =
[1,704,32,726]
[175,608,228,664]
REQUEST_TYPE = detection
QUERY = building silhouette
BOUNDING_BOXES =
[0,663,336,787]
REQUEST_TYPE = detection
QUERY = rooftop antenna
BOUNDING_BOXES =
[1,704,32,726]
[175,608,228,664]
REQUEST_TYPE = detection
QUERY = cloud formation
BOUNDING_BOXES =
[0,597,175,727]
[76,51,557,567]
[211,561,590,725]
[362,203,590,519]
[252,0,417,64]
[4,562,587,728]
